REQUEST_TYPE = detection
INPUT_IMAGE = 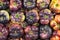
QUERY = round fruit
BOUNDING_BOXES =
[50,36,60,40]
[37,0,50,10]
[11,11,25,24]
[57,30,60,36]
[0,10,9,24]
[55,15,60,23]
[50,0,60,13]
[50,20,57,27]
[39,9,53,24]
[50,20,58,30]
[50,30,60,40]
[0,0,9,9]
[10,0,22,11]
[52,30,60,37]
[23,0,36,9]
[50,15,60,30]
[25,26,38,40]
[40,25,52,39]
[26,9,39,25]
[0,24,8,40]
[9,23,24,38]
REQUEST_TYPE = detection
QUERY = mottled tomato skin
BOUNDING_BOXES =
[0,24,8,40]
[0,10,9,24]
[55,15,60,23]
[9,23,24,38]
[39,9,53,24]
[10,0,22,11]
[53,30,60,37]
[40,25,52,39]
[23,0,36,9]
[26,9,39,25]
[11,11,25,24]
[50,30,60,40]
[50,0,60,13]
[37,0,50,10]
[50,20,58,30]
[50,36,60,40]
[25,26,38,40]
[0,0,9,9]
[50,15,60,30]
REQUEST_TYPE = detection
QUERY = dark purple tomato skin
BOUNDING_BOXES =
[26,13,37,24]
[39,9,53,24]
[40,25,52,39]
[9,23,24,38]
[25,26,38,40]
[23,0,36,9]
[0,0,9,9]
[0,24,8,40]
[26,10,39,25]
[0,10,9,24]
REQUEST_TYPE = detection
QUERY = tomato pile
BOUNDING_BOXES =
[0,0,60,40]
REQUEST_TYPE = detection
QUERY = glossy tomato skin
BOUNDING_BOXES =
[50,36,60,40]
[9,23,24,38]
[11,11,25,24]
[0,0,9,9]
[57,30,60,37]
[10,0,22,11]
[0,10,9,24]
[0,24,8,40]
[55,15,60,23]
[50,0,60,13]
[50,15,60,30]
[50,30,60,40]
[50,20,59,30]
[39,9,53,24]
[53,30,60,37]
[24,26,38,40]
[37,0,50,10]
[40,25,52,39]
[26,9,39,25]
[23,0,36,9]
